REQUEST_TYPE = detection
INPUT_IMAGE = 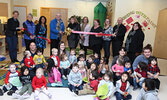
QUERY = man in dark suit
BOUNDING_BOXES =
[112,17,127,57]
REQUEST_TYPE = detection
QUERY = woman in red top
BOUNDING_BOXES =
[32,68,52,100]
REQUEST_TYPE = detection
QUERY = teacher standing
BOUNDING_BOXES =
[103,18,113,64]
[50,13,65,55]
[125,22,145,63]
[6,11,22,62]
[67,16,81,49]
[89,19,103,59]
[23,13,36,50]
[35,16,47,54]
[112,17,126,57]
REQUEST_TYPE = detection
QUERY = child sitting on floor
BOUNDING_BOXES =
[112,58,124,86]
[69,49,77,65]
[94,53,100,66]
[136,78,159,100]
[77,49,85,61]
[133,62,147,90]
[86,55,95,69]
[87,63,99,81]
[60,54,71,80]
[95,71,114,100]
[78,70,99,95]
[0,64,22,96]
[147,56,160,90]
[12,66,33,99]
[47,58,62,87]
[33,48,47,69]
[114,72,132,100]
[124,60,133,85]
[50,48,60,68]
[32,68,52,100]
[24,50,35,70]
[98,57,109,77]
[68,63,83,95]
[78,54,87,79]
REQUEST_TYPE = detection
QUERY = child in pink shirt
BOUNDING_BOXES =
[112,58,124,86]
[47,58,62,87]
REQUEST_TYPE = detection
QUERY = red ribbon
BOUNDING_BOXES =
[22,28,51,44]
[72,30,113,36]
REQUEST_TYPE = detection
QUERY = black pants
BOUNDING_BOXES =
[60,68,71,77]
[113,72,121,86]
[3,85,17,93]
[92,44,102,59]
[50,39,60,55]
[80,44,88,58]
[127,52,137,63]
[153,78,160,90]
[112,40,123,57]
[24,39,35,50]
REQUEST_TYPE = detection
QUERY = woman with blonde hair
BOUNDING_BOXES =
[79,16,91,57]
[67,16,81,49]
[102,18,113,64]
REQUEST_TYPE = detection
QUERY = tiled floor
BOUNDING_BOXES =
[1,44,167,100]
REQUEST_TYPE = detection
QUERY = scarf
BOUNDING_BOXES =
[125,30,136,52]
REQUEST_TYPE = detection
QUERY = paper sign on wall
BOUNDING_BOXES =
[32,9,37,17]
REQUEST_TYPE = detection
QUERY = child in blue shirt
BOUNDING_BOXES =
[60,54,71,80]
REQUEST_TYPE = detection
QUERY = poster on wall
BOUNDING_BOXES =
[121,11,157,32]
[32,9,37,17]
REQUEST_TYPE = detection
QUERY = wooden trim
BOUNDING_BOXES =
[40,7,68,10]
[14,5,27,17]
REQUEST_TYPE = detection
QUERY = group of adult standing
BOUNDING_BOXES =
[6,10,145,66]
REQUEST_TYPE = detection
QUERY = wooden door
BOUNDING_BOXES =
[40,8,51,39]
[153,8,167,59]
[153,8,167,75]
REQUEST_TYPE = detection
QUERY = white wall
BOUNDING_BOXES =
[13,0,106,25]
[113,0,167,48]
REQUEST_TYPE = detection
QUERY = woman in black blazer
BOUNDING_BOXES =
[35,16,47,54]
[125,22,145,63]
[5,11,22,62]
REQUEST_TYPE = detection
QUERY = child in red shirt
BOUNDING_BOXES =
[24,50,35,69]
[133,62,147,90]
[115,72,132,100]
[78,70,99,95]
[32,68,52,100]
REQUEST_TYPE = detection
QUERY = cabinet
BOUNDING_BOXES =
[0,35,22,55]
[0,35,6,55]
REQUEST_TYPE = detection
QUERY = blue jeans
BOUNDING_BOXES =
[103,40,111,64]
[6,35,18,62]
[68,84,83,94]
[133,77,145,88]
[114,92,132,100]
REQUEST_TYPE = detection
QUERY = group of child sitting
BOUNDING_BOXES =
[0,47,160,100]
